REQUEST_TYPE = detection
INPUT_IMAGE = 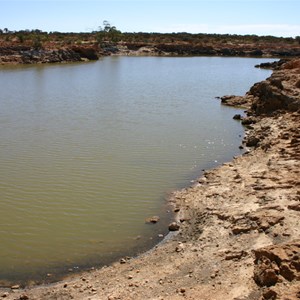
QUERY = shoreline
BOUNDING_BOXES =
[1,58,299,299]
[0,43,300,65]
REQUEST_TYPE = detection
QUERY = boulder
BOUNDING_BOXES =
[168,222,180,231]
[249,60,300,114]
[253,241,300,286]
[245,136,260,147]
[233,114,242,120]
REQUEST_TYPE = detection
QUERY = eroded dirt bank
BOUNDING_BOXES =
[1,59,300,300]
[1,42,300,65]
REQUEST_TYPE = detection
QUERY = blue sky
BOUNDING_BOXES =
[1,0,299,37]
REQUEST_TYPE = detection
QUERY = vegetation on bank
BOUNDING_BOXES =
[0,22,299,64]
[1,22,300,50]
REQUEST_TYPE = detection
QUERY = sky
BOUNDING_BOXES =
[0,0,299,37]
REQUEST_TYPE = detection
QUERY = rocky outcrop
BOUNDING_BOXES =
[250,70,300,115]
[120,43,300,57]
[1,42,299,64]
[155,44,217,56]
[253,241,300,286]
[219,94,253,108]
[255,59,288,70]
[21,49,82,64]
[0,46,98,64]
[220,59,300,115]
[231,207,285,235]
[261,59,300,113]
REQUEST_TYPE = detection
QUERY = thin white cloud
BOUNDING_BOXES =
[157,23,300,37]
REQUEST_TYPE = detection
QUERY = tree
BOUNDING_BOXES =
[33,35,42,50]
[97,20,122,45]
[17,33,25,43]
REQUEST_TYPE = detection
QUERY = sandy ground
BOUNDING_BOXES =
[1,59,299,300]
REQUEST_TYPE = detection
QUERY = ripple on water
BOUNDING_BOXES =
[0,57,274,283]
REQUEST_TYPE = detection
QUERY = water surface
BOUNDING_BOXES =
[0,57,273,284]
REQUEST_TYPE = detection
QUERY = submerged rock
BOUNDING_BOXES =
[145,216,160,224]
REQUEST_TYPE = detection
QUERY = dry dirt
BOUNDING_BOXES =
[1,59,299,300]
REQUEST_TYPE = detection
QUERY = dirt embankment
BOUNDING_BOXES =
[120,43,300,58]
[1,59,300,300]
[0,46,99,64]
[1,41,300,65]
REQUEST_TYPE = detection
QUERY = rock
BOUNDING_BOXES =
[291,138,300,145]
[241,117,256,125]
[288,203,300,211]
[253,241,300,287]
[254,259,279,287]
[245,136,260,147]
[220,95,249,107]
[231,209,284,235]
[175,243,185,252]
[248,210,284,231]
[262,288,278,299]
[230,58,300,115]
[233,114,242,120]
[145,216,160,224]
[168,222,180,231]
[0,46,97,65]
[11,285,20,290]
[1,292,9,298]
[270,78,283,89]
[255,59,288,70]
[221,95,235,102]
[224,250,247,260]
[248,49,263,56]
[120,258,127,264]
[72,46,99,60]
[232,225,254,235]
[280,132,290,139]
[250,79,299,115]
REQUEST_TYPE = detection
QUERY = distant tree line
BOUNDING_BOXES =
[1,23,299,47]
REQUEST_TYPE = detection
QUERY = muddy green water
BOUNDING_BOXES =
[0,57,273,284]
